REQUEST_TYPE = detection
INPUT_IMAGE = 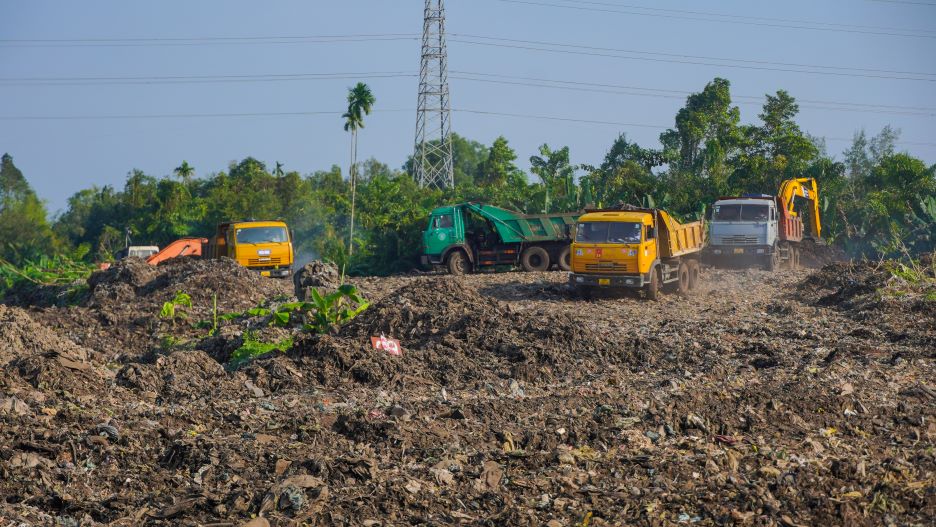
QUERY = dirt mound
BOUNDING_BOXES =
[85,256,287,314]
[293,260,340,300]
[796,238,848,268]
[799,261,935,350]
[0,305,96,367]
[292,277,636,387]
[0,304,113,397]
[117,349,228,399]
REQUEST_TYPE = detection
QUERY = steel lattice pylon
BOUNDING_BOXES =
[413,0,454,189]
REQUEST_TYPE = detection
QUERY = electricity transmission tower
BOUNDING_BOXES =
[413,0,454,189]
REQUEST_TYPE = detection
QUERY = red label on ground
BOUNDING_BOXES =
[371,336,402,356]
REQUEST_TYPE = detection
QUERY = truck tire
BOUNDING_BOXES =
[677,262,690,295]
[520,246,550,272]
[557,245,572,271]
[687,259,700,291]
[765,247,779,272]
[446,250,470,275]
[644,267,660,301]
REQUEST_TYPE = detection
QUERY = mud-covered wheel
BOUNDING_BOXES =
[520,246,550,272]
[765,247,780,271]
[446,250,470,275]
[557,245,572,272]
[687,259,701,291]
[677,262,690,294]
[644,267,660,301]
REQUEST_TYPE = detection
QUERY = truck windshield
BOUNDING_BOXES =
[576,222,642,244]
[714,204,770,222]
[714,204,742,221]
[236,227,288,244]
[431,215,453,229]
[740,205,769,221]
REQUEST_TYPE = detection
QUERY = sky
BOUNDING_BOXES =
[2,0,935,214]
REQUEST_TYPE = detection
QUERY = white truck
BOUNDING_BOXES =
[705,178,821,271]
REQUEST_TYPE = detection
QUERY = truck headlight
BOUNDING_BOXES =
[713,249,722,255]
[575,276,584,283]
[756,248,765,254]
[625,279,634,285]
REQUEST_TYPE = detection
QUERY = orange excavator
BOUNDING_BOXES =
[104,220,294,278]
[145,238,208,265]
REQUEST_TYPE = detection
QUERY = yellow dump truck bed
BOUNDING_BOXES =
[657,210,705,258]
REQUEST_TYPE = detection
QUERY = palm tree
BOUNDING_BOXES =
[342,83,376,257]
[173,161,194,184]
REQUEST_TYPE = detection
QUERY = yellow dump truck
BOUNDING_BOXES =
[569,207,705,299]
[207,220,294,277]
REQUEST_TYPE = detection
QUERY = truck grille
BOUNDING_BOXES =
[585,262,631,273]
[718,235,760,245]
[248,257,282,266]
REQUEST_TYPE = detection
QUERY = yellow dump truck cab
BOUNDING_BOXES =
[569,207,705,299]
[209,220,294,278]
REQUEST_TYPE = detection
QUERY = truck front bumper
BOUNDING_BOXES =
[569,273,645,288]
[706,245,772,257]
[254,267,290,278]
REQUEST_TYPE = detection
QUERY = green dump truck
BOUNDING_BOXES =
[421,202,579,274]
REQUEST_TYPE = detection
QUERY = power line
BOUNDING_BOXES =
[0,109,412,121]
[493,0,936,38]
[448,35,936,82]
[451,70,936,112]
[3,67,932,117]
[869,0,936,6]
[0,34,419,48]
[552,0,936,34]
[448,73,936,117]
[0,72,416,86]
[453,108,936,147]
[1,107,933,147]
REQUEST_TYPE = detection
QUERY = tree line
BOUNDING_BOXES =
[2,77,934,275]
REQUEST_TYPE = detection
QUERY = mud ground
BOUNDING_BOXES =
[1,258,933,526]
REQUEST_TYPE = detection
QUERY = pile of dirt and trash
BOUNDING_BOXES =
[1,263,934,526]
[291,277,636,388]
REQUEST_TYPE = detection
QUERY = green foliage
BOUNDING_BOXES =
[159,290,193,321]
[0,255,96,304]
[4,77,932,273]
[304,284,369,334]
[1,154,60,264]
[227,331,294,370]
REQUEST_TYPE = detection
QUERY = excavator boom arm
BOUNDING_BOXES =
[777,178,821,239]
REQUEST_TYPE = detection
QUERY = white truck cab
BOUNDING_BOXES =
[707,195,780,267]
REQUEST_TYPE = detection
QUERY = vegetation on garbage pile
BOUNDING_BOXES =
[226,330,294,370]
[210,285,368,368]
[159,290,193,322]
[4,79,934,277]
[0,254,96,304]
[883,254,936,300]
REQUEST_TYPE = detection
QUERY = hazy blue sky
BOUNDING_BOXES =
[3,0,935,213]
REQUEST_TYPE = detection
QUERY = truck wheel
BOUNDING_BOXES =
[765,248,779,272]
[557,246,572,271]
[677,262,690,295]
[520,246,550,272]
[687,260,700,291]
[644,267,660,301]
[446,250,470,275]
